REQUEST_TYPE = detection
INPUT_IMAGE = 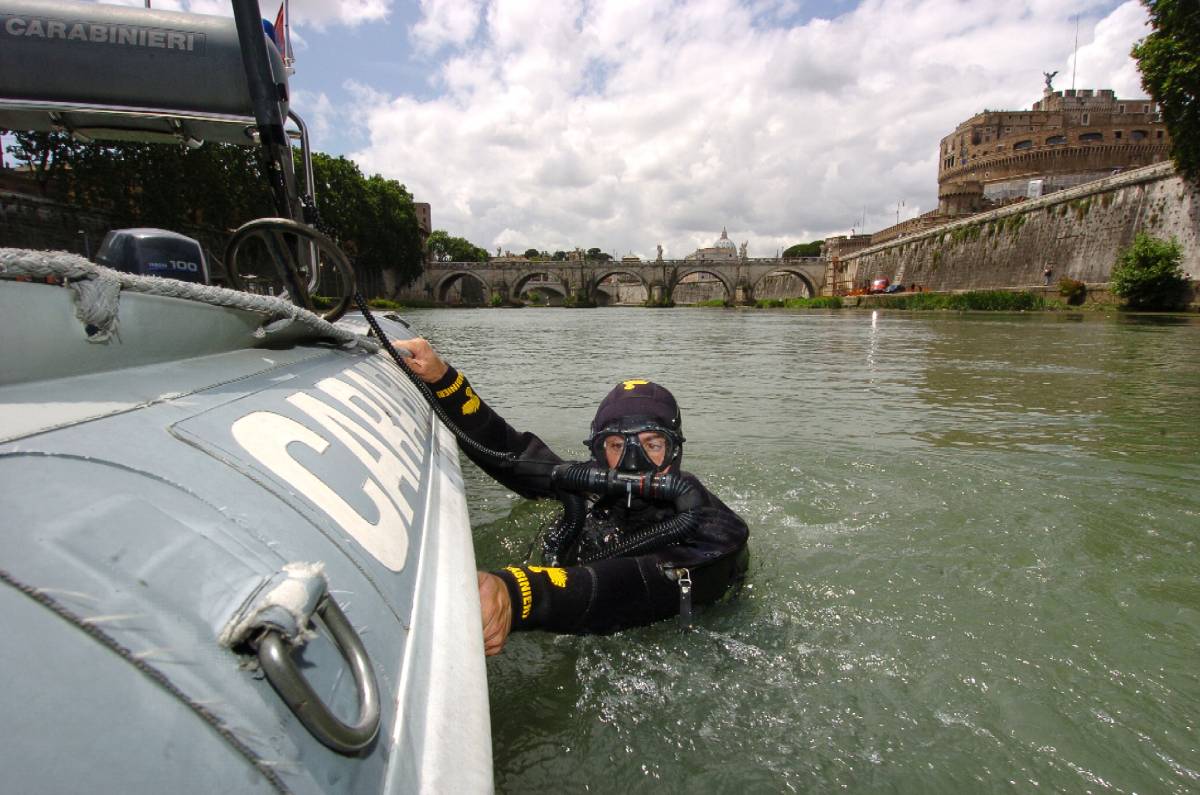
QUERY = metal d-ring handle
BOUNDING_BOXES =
[257,595,381,754]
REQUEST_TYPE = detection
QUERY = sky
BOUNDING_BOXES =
[65,1,1154,258]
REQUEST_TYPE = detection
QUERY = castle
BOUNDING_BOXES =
[937,84,1170,215]
[832,81,1172,257]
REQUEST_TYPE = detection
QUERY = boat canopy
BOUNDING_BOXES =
[0,0,289,147]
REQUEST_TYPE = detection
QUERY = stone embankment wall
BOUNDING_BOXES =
[841,162,1198,292]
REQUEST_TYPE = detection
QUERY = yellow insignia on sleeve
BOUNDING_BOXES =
[435,372,464,398]
[528,566,568,588]
[622,379,649,390]
[506,566,533,619]
[462,386,481,415]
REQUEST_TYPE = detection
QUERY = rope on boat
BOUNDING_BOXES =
[0,247,377,351]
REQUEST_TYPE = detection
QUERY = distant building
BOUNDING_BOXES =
[937,86,1170,214]
[855,84,1172,252]
[686,227,740,261]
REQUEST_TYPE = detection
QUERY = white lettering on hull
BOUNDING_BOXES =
[230,362,429,572]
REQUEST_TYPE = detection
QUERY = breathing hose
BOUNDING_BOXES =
[545,462,704,564]
[354,293,520,466]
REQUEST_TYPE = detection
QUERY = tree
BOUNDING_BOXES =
[309,152,368,256]
[783,241,823,258]
[1132,0,1200,181]
[1110,233,1189,309]
[523,248,541,259]
[551,250,568,261]
[5,131,79,196]
[426,229,489,263]
[585,247,612,261]
[359,174,423,288]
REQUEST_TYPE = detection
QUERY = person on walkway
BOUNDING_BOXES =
[1043,266,1053,286]
[394,337,750,655]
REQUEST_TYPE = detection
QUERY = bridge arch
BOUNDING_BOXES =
[434,270,492,305]
[751,268,818,299]
[670,267,735,304]
[591,269,650,305]
[513,270,569,305]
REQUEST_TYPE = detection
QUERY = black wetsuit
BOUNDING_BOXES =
[430,366,749,634]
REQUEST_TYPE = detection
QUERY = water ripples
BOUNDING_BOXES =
[405,308,1200,792]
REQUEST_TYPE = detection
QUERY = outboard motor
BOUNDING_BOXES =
[95,228,209,284]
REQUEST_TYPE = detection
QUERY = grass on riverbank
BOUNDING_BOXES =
[311,295,440,310]
[867,290,1045,311]
[756,296,843,309]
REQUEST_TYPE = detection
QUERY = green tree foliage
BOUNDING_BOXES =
[2,135,424,294]
[426,229,489,262]
[1132,0,1200,181]
[782,241,823,257]
[1110,233,1189,309]
[523,248,540,259]
[305,154,425,290]
[585,247,612,261]
[4,131,272,227]
[6,131,77,196]
[551,250,569,261]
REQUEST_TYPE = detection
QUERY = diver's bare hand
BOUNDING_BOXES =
[478,572,513,656]
[390,336,449,383]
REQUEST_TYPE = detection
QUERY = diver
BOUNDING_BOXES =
[393,337,749,655]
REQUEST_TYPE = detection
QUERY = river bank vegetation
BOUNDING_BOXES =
[1110,233,1189,310]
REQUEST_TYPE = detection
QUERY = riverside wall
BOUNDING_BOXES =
[840,163,1199,293]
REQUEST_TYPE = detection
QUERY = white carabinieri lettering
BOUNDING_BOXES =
[231,365,428,572]
[1,15,199,51]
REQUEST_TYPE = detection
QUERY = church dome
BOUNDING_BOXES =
[713,227,736,251]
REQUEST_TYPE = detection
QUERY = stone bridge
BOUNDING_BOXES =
[416,257,828,305]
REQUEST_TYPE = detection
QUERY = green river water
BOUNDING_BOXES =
[404,307,1200,793]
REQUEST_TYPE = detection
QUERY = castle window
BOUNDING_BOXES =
[1046,135,1067,145]
[1079,132,1102,143]
[1157,130,1164,139]
[1014,139,1033,150]
[1119,104,1126,113]
[1115,131,1122,139]
[1082,113,1089,125]
[1132,130,1148,142]
[1143,104,1150,113]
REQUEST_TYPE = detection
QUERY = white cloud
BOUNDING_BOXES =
[287,0,391,30]
[411,0,485,53]
[101,0,1151,259]
[1069,0,1150,97]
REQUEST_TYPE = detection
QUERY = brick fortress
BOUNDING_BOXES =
[828,79,1172,264]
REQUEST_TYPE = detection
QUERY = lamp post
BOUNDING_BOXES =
[78,229,91,260]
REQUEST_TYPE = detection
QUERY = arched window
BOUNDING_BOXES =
[1131,130,1148,142]
[1046,135,1067,145]
[1013,139,1033,150]
[1079,132,1103,143]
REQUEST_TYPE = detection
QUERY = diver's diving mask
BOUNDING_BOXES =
[585,418,684,474]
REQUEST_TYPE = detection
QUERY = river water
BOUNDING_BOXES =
[404,306,1200,793]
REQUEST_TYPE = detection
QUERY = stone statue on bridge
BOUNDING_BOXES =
[656,244,663,262]
[739,241,748,260]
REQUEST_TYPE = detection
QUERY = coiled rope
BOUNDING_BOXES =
[0,248,375,351]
